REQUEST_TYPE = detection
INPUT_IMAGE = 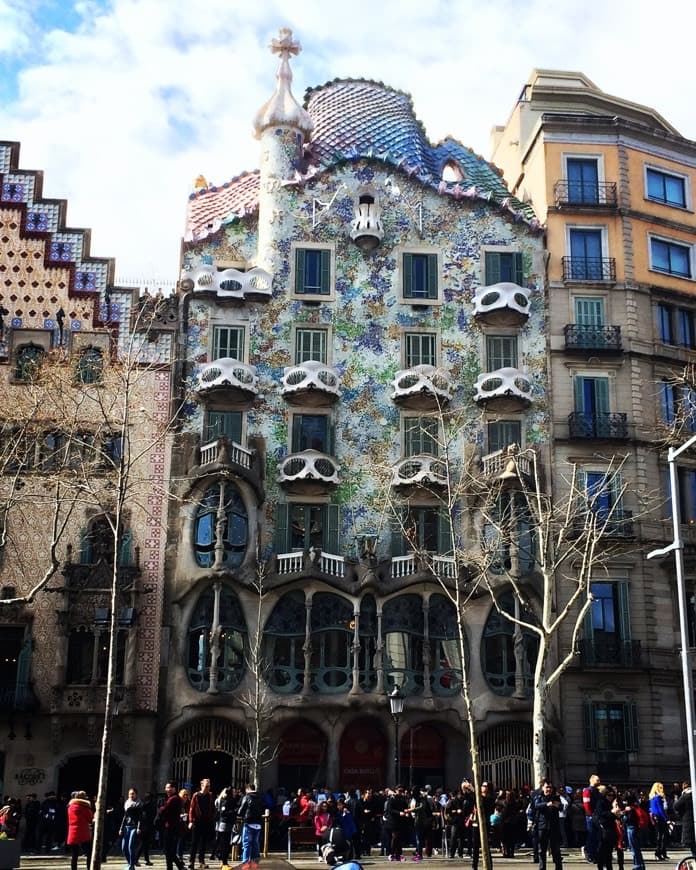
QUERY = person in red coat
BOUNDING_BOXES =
[66,791,93,870]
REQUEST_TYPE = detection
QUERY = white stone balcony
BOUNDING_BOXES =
[278,449,339,489]
[474,367,532,411]
[391,364,453,410]
[195,358,259,401]
[391,553,457,581]
[473,282,530,326]
[481,446,534,484]
[276,550,346,578]
[281,360,340,405]
[391,454,448,489]
[180,265,273,300]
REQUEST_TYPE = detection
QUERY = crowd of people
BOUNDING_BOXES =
[0,774,693,870]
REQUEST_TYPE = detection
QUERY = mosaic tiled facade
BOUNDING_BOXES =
[161,31,549,790]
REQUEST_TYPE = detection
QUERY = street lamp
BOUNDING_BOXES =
[647,432,696,848]
[388,685,404,785]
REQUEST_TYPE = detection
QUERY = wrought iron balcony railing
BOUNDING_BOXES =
[554,180,617,208]
[564,324,622,353]
[568,412,628,439]
[562,257,616,282]
[577,637,642,668]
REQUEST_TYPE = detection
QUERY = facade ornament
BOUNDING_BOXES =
[254,29,313,140]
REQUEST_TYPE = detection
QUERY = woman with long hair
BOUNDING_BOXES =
[648,782,669,861]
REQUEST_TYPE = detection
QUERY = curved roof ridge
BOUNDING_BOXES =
[188,169,260,201]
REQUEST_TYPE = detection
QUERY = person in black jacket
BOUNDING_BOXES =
[534,782,563,870]
[594,786,619,870]
[675,782,696,859]
[238,783,263,869]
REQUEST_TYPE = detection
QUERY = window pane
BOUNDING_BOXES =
[212,326,244,360]
[404,416,438,456]
[405,333,436,367]
[205,411,242,443]
[486,336,518,369]
[293,415,329,452]
[652,239,691,277]
[488,420,521,452]
[647,168,686,207]
[295,329,327,364]
[289,504,325,550]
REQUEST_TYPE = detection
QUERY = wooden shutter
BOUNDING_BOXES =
[403,253,414,297]
[513,252,524,286]
[291,415,303,453]
[294,248,306,295]
[320,249,331,295]
[427,254,439,299]
[617,581,631,641]
[326,504,340,553]
[594,377,610,415]
[583,700,597,751]
[274,503,289,553]
[390,511,406,557]
[15,638,32,706]
[437,511,453,555]
[119,529,132,566]
[485,252,500,285]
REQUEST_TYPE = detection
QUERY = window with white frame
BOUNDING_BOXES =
[294,327,328,364]
[650,236,693,279]
[212,325,245,361]
[403,415,439,456]
[646,166,687,209]
[404,332,437,367]
[486,335,518,369]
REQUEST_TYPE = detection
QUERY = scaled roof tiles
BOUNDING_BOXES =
[184,79,537,243]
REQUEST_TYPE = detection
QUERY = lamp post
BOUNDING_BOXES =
[389,685,404,785]
[647,432,696,848]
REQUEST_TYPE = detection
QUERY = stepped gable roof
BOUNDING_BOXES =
[184,80,538,242]
[184,170,260,243]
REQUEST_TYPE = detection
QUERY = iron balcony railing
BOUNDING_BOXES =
[568,412,628,439]
[562,257,616,282]
[554,180,618,208]
[577,637,642,668]
[0,682,37,712]
[564,324,622,352]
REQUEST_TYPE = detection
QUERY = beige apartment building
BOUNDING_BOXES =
[492,70,696,782]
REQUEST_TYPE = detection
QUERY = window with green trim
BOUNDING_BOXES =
[402,252,439,301]
[486,335,518,369]
[404,415,439,456]
[212,325,244,361]
[488,420,522,453]
[484,251,524,285]
[404,332,437,367]
[294,248,331,296]
[295,328,328,364]
[273,502,340,553]
[204,410,243,444]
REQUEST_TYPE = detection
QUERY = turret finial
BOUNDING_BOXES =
[253,28,313,140]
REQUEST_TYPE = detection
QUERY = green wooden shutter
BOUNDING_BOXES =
[625,701,639,751]
[294,249,306,295]
[391,511,406,557]
[513,252,524,286]
[327,420,335,455]
[291,415,302,453]
[594,378,610,415]
[583,700,597,751]
[326,504,340,553]
[573,377,585,413]
[80,527,89,563]
[320,249,331,295]
[274,503,289,553]
[403,253,413,297]
[575,298,605,326]
[120,529,132,566]
[485,252,501,285]
[617,581,631,641]
[427,254,439,299]
[437,511,453,555]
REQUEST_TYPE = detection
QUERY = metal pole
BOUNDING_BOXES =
[394,713,401,784]
[648,432,696,848]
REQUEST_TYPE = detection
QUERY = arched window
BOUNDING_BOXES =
[383,594,424,696]
[186,585,246,692]
[82,517,114,564]
[428,594,463,696]
[76,347,103,384]
[66,626,125,685]
[358,594,377,691]
[263,590,306,694]
[193,483,248,568]
[15,344,44,381]
[481,591,537,696]
[310,592,353,694]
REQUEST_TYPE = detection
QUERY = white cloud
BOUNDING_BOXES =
[0,0,695,280]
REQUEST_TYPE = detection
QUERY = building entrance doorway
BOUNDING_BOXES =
[339,718,386,789]
[401,724,445,788]
[191,750,233,794]
[57,754,123,804]
[278,721,327,790]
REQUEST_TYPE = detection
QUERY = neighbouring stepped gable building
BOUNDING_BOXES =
[162,29,549,792]
[492,70,696,784]
[0,141,175,798]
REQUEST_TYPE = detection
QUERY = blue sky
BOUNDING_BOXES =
[1,0,695,281]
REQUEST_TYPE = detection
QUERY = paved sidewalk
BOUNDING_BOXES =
[14,848,694,870]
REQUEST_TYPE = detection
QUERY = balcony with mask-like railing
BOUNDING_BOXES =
[194,358,259,403]
[391,365,453,411]
[564,324,622,354]
[474,367,533,412]
[281,360,340,406]
[391,455,448,491]
[180,265,273,302]
[278,449,340,493]
[473,282,531,327]
[568,412,628,440]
